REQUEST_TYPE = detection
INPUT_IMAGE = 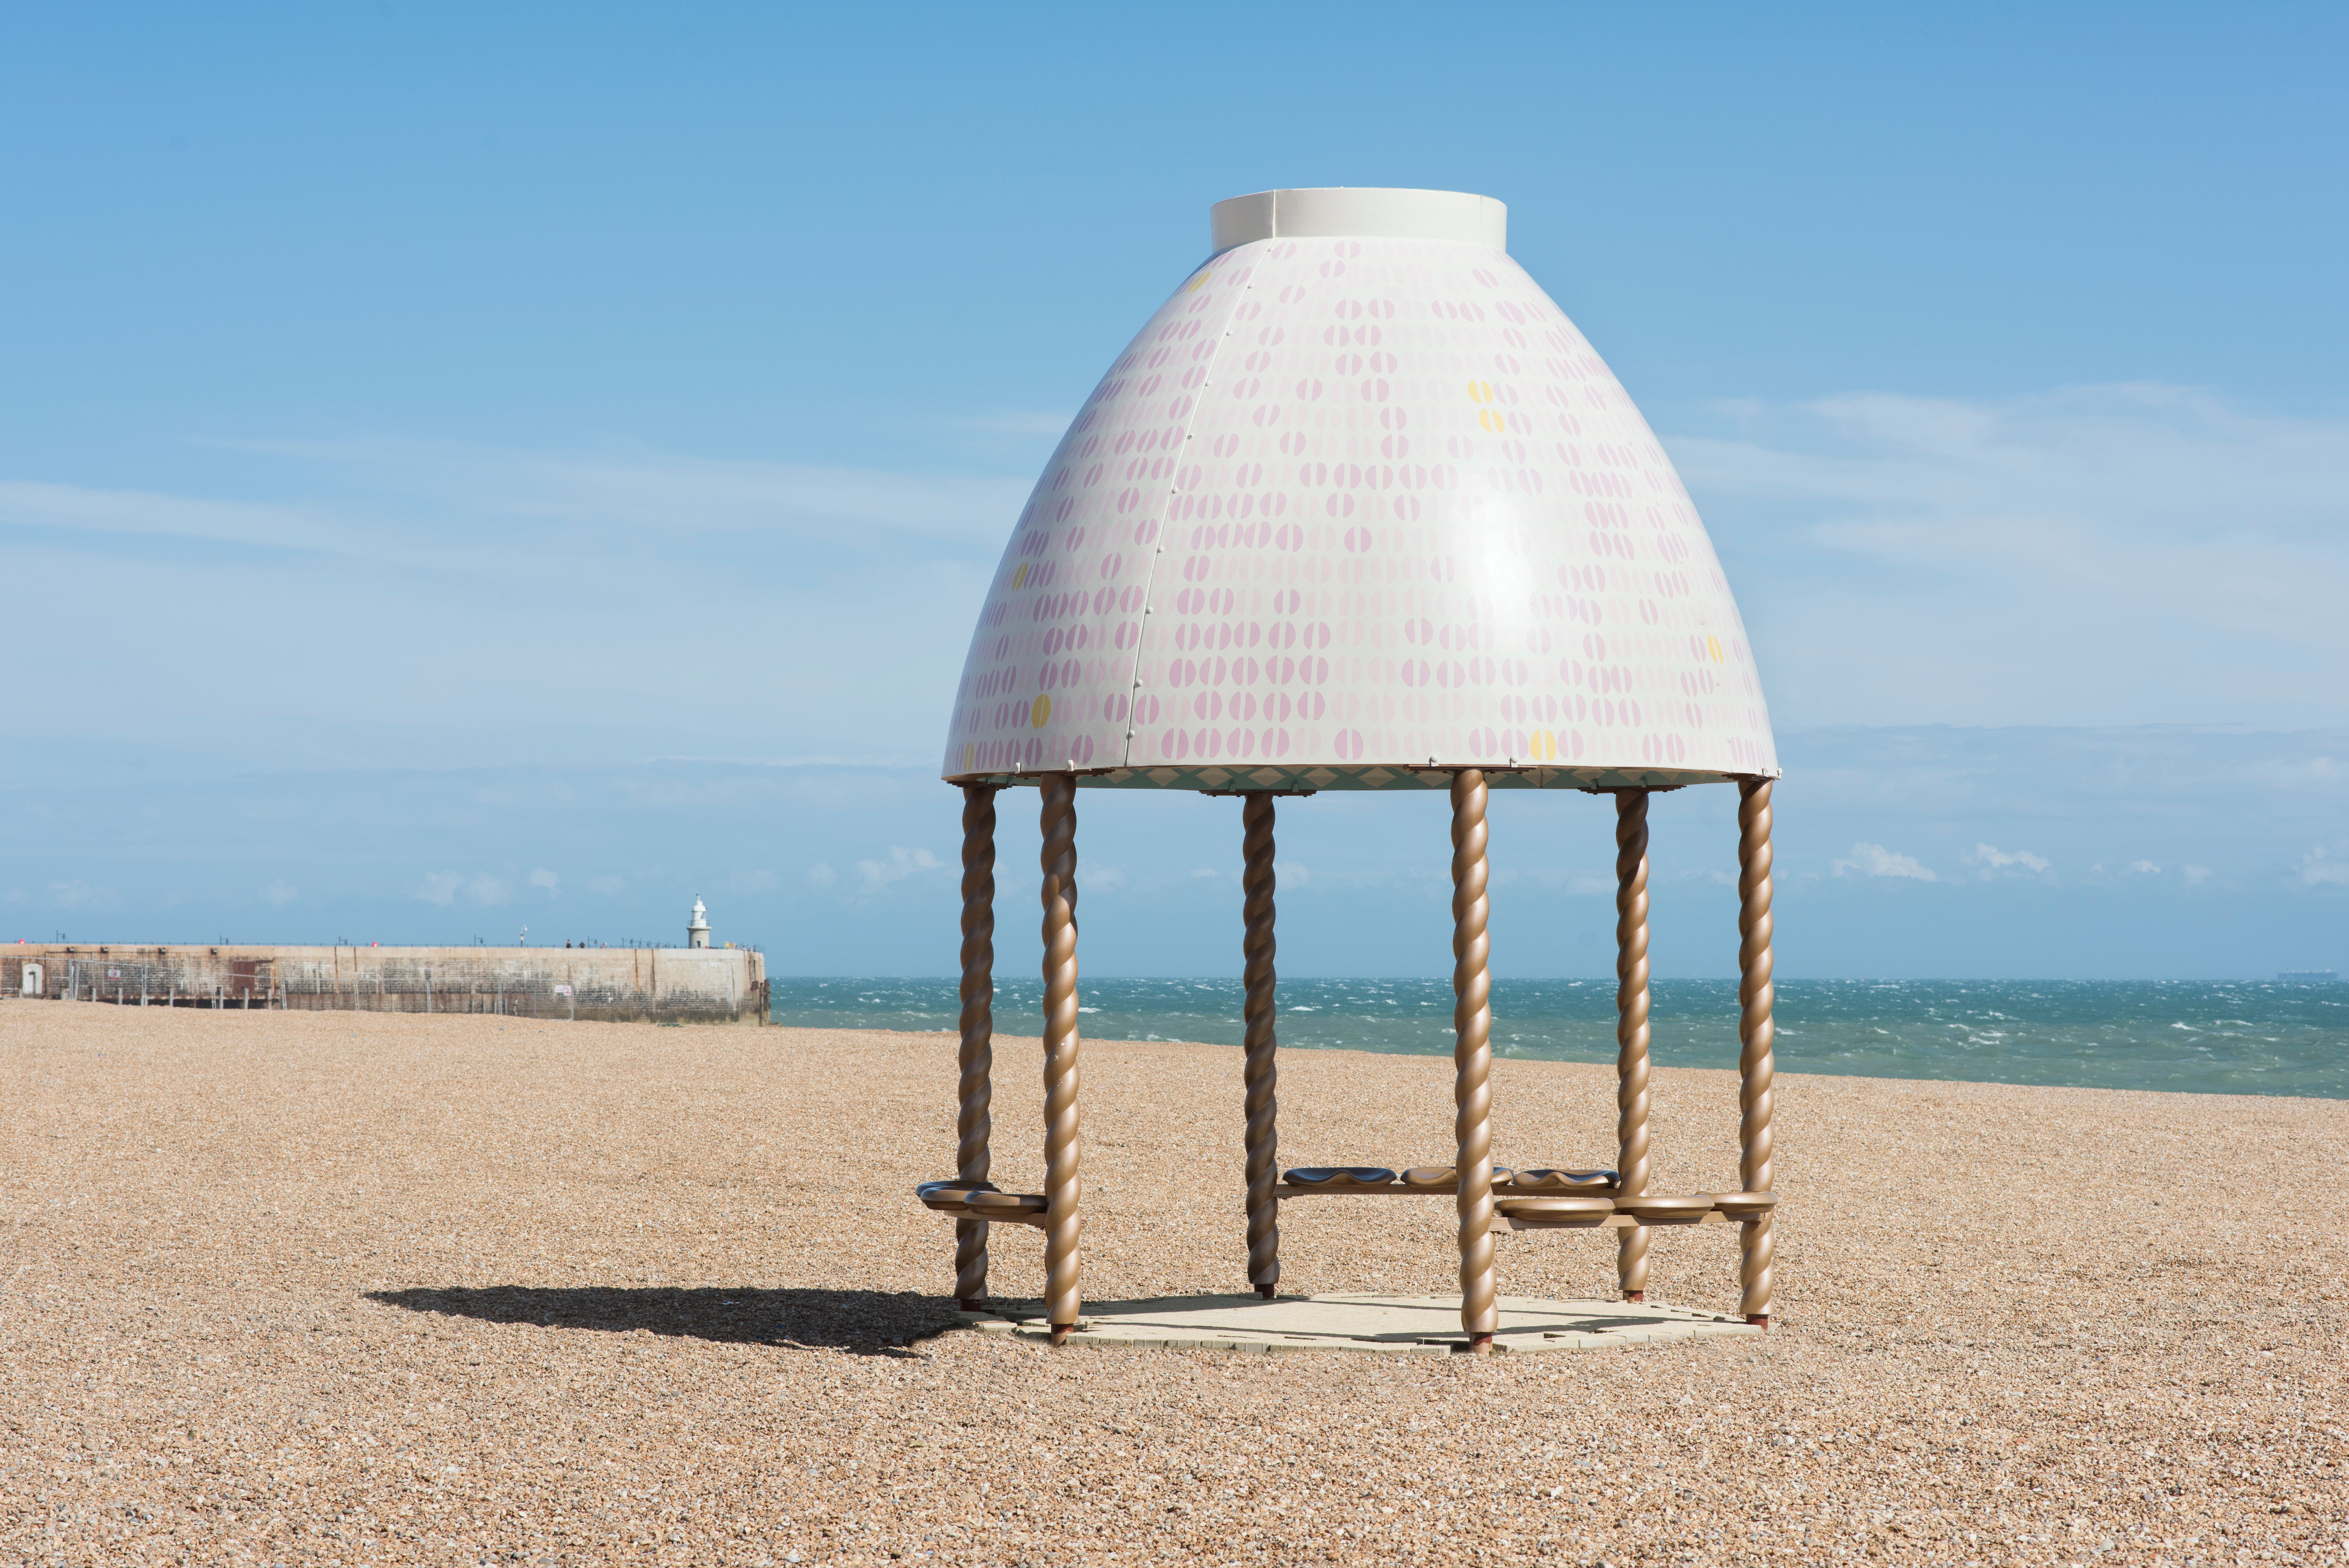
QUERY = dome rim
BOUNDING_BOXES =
[941,763,1783,793]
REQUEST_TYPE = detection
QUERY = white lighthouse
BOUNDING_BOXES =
[686,897,710,949]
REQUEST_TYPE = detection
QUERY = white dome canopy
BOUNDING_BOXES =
[941,187,1776,793]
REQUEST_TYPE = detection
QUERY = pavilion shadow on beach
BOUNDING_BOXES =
[364,1285,963,1358]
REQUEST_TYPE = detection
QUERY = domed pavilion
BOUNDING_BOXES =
[917,187,1779,1353]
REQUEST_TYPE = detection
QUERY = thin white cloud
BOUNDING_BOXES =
[1831,842,1938,882]
[0,480,347,560]
[2183,864,2214,886]
[729,869,778,893]
[854,846,943,894]
[804,862,838,890]
[940,409,1078,440]
[586,875,625,896]
[263,879,299,906]
[528,868,561,896]
[2127,860,2163,874]
[1,440,1006,771]
[48,879,115,909]
[1969,843,2050,877]
[1671,384,2349,728]
[199,437,1030,548]
[2299,846,2349,887]
[2243,755,2345,793]
[415,871,514,907]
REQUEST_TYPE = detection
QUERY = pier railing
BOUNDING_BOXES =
[9,948,765,1024]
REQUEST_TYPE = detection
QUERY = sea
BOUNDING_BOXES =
[771,977,2349,1100]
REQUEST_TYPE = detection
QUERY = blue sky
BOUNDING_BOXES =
[4,3,2345,975]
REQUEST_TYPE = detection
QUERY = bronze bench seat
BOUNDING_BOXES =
[1275,1164,1626,1198]
[1494,1195,1617,1227]
[1607,1190,1776,1223]
[1709,1191,1777,1219]
[1611,1193,1721,1225]
[1503,1168,1619,1194]
[1402,1163,1514,1190]
[1270,1164,1512,1196]
[917,1181,1049,1227]
[1497,1191,1777,1230]
[1281,1166,1399,1191]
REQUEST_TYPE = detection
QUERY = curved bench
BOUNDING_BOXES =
[1400,1164,1516,1191]
[1502,1168,1619,1194]
[1612,1193,1720,1226]
[1282,1166,1399,1191]
[1709,1190,1778,1220]
[1494,1195,1617,1228]
[916,1181,1049,1228]
[1272,1165,1632,1201]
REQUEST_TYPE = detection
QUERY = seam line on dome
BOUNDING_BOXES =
[1113,249,1264,771]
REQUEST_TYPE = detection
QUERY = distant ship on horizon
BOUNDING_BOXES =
[2277,970,2339,984]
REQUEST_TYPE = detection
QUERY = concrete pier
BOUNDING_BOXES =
[3,945,768,1026]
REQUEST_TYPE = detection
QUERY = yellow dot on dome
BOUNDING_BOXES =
[1186,271,1211,292]
[1532,728,1556,761]
[1706,635,1724,664]
[1031,694,1052,729]
[1479,409,1506,434]
[1467,381,1492,403]
[1012,562,1028,591]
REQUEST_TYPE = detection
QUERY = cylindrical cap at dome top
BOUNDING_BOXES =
[1209,187,1509,254]
[941,187,1777,794]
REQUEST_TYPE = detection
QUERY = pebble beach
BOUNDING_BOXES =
[4,1004,2345,1565]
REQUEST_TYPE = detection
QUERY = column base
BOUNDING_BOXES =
[1746,1313,1769,1330]
[957,1297,985,1313]
[1049,1323,1073,1347]
[1255,1283,1278,1300]
[1466,1333,1496,1355]
[1622,1290,1645,1304]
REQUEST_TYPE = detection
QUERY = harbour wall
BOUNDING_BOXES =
[3,945,768,1026]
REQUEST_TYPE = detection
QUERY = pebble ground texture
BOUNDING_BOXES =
[4,1005,2345,1566]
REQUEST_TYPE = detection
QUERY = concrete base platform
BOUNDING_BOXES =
[963,1293,1759,1355]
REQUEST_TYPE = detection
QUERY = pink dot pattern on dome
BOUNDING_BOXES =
[941,235,1776,786]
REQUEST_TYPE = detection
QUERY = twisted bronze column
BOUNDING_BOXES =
[1737,779,1777,1328]
[1614,789,1653,1303]
[1450,769,1498,1351]
[1239,793,1282,1298]
[954,784,999,1311]
[1038,772,1085,1345]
